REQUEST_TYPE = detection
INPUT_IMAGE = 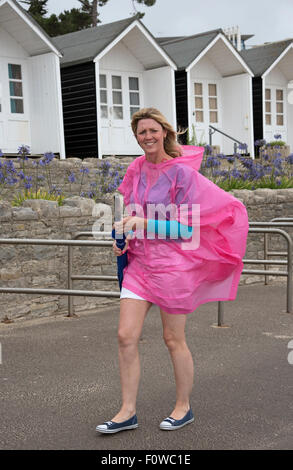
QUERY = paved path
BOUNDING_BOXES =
[0,283,292,450]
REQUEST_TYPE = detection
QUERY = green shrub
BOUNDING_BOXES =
[12,189,65,207]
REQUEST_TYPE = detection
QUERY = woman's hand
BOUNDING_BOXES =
[112,235,131,256]
[114,216,146,234]
[112,216,146,257]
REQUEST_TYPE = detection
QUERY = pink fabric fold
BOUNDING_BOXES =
[118,145,249,314]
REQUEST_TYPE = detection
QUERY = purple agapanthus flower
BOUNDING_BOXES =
[273,157,283,169]
[80,167,89,174]
[238,143,248,151]
[68,172,76,183]
[5,160,16,172]
[43,152,55,164]
[240,158,253,169]
[255,139,266,147]
[231,169,242,179]
[206,156,221,168]
[17,145,30,161]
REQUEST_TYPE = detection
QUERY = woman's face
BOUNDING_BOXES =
[135,118,167,156]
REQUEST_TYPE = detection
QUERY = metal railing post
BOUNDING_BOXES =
[209,127,213,147]
[68,245,74,317]
[264,232,269,285]
[217,301,224,327]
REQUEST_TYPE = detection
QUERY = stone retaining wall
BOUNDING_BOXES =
[1,188,293,322]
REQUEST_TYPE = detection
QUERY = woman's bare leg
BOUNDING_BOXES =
[111,298,152,423]
[160,309,194,419]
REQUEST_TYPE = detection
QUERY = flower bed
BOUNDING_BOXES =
[1,137,293,207]
[0,146,127,205]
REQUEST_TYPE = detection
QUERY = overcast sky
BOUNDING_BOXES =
[30,0,293,46]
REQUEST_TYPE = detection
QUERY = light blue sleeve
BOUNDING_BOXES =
[147,219,193,239]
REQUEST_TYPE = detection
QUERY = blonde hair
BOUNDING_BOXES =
[131,107,183,158]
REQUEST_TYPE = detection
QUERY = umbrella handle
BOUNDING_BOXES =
[112,228,126,250]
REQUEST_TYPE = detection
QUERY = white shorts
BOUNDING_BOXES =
[120,287,146,301]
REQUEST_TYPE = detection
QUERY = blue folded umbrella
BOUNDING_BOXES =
[112,228,128,291]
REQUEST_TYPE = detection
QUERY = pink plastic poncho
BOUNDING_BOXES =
[118,145,249,315]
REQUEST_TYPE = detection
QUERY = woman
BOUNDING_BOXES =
[96,108,249,434]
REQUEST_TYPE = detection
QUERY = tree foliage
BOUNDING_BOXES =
[79,0,109,27]
[21,0,48,16]
[20,0,157,36]
[131,0,156,18]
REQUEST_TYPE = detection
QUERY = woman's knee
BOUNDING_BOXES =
[118,328,140,348]
[163,330,186,351]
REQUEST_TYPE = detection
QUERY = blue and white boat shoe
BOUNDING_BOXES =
[96,414,138,434]
[159,408,194,431]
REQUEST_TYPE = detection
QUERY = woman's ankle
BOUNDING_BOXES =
[112,406,136,422]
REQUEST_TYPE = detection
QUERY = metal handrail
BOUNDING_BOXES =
[68,231,117,317]
[264,218,293,284]
[0,237,120,315]
[208,125,248,161]
[0,226,292,325]
[217,225,293,327]
[209,125,244,146]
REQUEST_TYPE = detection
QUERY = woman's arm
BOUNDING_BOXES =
[147,219,193,239]
[115,216,193,239]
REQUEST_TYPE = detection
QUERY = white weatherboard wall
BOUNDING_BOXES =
[189,56,223,149]
[28,53,65,157]
[287,82,293,152]
[99,41,144,72]
[0,26,29,58]
[0,27,31,152]
[222,73,254,156]
[143,66,176,129]
[265,67,291,149]
[190,55,222,80]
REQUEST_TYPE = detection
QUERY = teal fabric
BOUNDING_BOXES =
[147,219,193,239]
